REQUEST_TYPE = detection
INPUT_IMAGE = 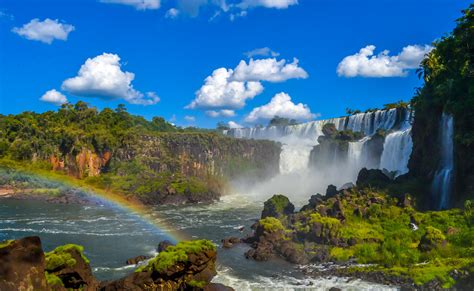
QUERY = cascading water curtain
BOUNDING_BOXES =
[431,113,454,209]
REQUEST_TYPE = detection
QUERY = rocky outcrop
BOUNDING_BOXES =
[120,133,280,180]
[356,168,391,188]
[102,240,221,290]
[261,194,294,219]
[0,237,232,291]
[50,149,111,179]
[44,244,98,290]
[0,236,48,290]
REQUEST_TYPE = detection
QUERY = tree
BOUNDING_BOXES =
[268,116,298,127]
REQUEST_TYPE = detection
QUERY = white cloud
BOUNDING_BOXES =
[337,44,433,78]
[100,0,160,10]
[232,58,308,82]
[184,115,196,122]
[12,18,74,44]
[61,53,159,105]
[238,0,298,9]
[205,109,236,118]
[166,8,180,18]
[245,92,315,123]
[244,47,280,58]
[228,121,243,128]
[187,57,307,113]
[40,89,68,105]
[187,67,264,110]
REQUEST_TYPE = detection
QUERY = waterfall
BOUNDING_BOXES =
[432,113,454,209]
[380,110,414,176]
[380,128,413,176]
[225,108,413,198]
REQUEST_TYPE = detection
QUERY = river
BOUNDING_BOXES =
[0,194,396,290]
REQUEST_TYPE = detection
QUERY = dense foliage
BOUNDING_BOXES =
[0,101,207,160]
[409,5,474,207]
[414,5,473,146]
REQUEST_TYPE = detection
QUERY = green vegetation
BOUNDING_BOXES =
[0,239,14,249]
[187,280,208,288]
[268,116,299,127]
[45,272,64,288]
[45,244,89,271]
[265,187,474,287]
[137,240,215,273]
[258,217,285,233]
[262,194,294,218]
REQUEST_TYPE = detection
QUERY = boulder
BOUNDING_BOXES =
[261,194,295,218]
[325,185,338,198]
[0,236,48,291]
[356,168,391,188]
[300,194,325,212]
[125,255,150,265]
[221,237,241,249]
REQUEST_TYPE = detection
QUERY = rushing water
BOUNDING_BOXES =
[225,108,414,199]
[0,196,397,290]
[431,113,454,209]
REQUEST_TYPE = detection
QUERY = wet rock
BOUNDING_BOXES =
[329,200,345,221]
[157,240,174,252]
[125,255,150,265]
[356,168,391,188]
[0,236,48,291]
[261,194,295,219]
[221,237,241,249]
[300,194,325,212]
[329,287,342,291]
[102,240,219,290]
[325,185,339,198]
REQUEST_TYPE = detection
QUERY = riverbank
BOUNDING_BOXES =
[234,169,474,290]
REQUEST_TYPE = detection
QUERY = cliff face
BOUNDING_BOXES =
[47,133,280,181]
[118,133,280,180]
[19,132,280,204]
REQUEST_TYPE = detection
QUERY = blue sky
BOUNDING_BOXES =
[0,0,470,128]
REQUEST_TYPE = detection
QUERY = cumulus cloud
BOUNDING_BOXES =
[337,44,433,78]
[100,0,160,10]
[12,18,74,44]
[166,8,180,18]
[187,67,264,110]
[244,47,280,58]
[245,92,315,123]
[187,57,307,114]
[228,121,243,128]
[238,0,298,9]
[184,115,196,122]
[61,53,159,105]
[232,58,308,82]
[205,109,236,118]
[40,89,68,105]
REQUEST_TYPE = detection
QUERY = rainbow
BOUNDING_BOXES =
[0,164,190,242]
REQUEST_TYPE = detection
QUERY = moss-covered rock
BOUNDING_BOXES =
[104,239,219,290]
[45,243,97,290]
[261,194,295,219]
